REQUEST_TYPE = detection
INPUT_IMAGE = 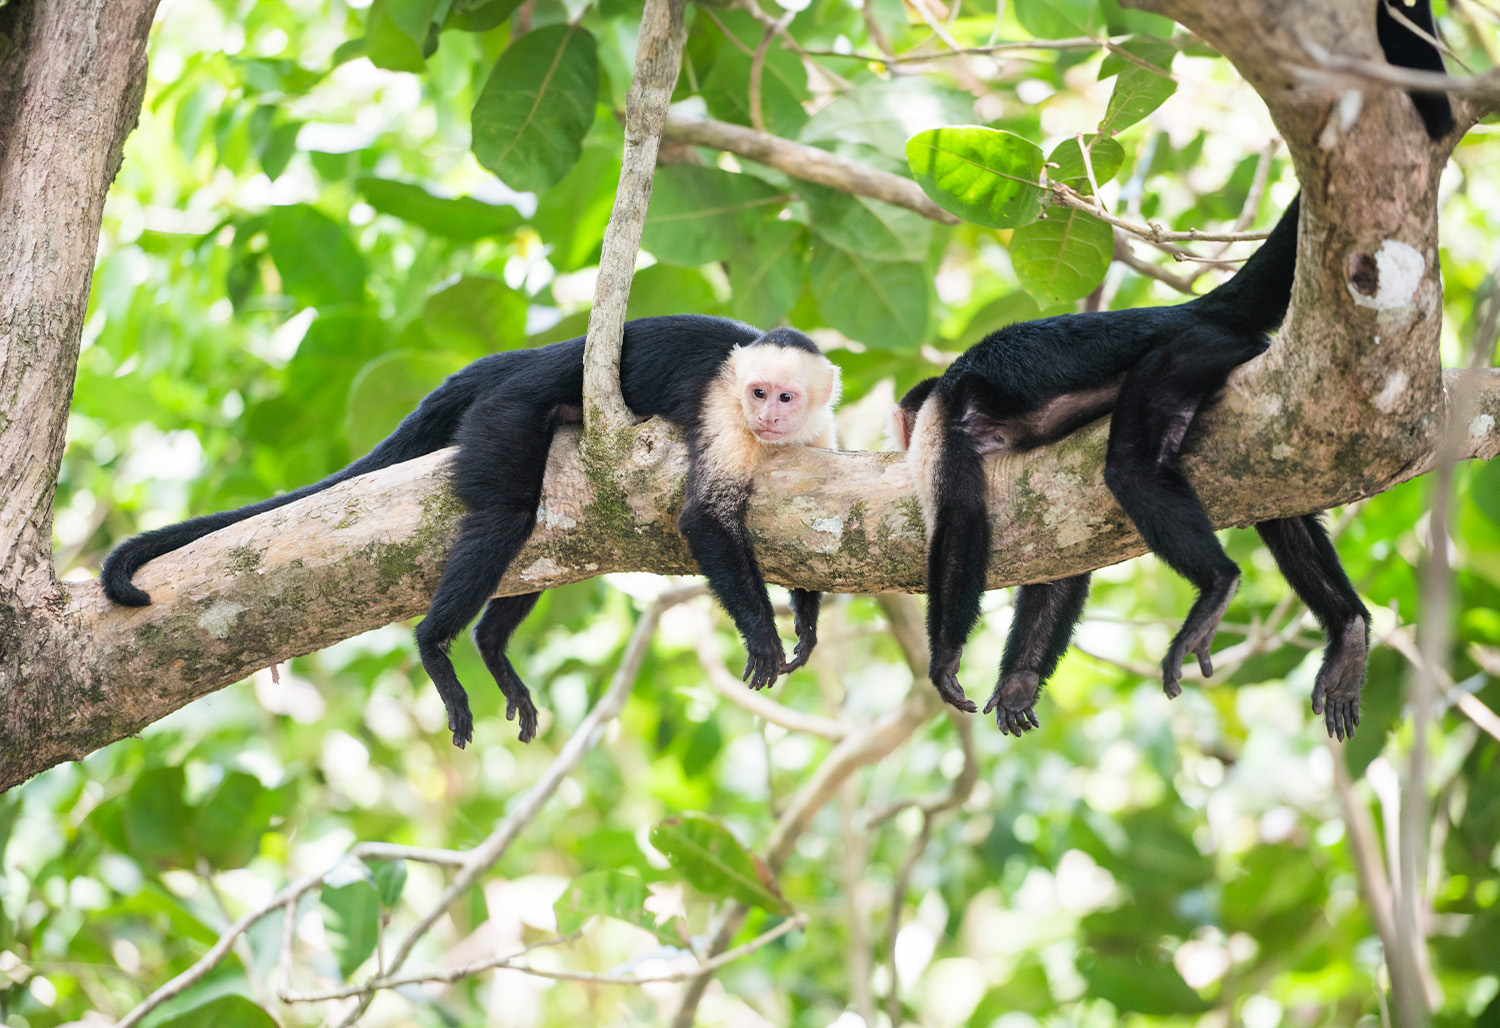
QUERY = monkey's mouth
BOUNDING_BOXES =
[755,426,788,441]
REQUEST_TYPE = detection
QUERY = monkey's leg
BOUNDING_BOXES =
[1256,514,1371,740]
[416,392,556,748]
[923,429,990,713]
[473,593,544,743]
[678,471,785,691]
[985,574,1091,735]
[1105,329,1266,700]
[782,589,821,673]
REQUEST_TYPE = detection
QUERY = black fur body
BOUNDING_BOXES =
[102,315,831,747]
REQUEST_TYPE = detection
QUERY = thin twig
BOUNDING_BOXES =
[692,620,847,739]
[1051,181,1274,243]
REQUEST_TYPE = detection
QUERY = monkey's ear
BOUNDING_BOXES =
[888,406,911,451]
[817,360,843,410]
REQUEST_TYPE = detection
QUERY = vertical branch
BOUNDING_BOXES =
[581,0,689,434]
[0,0,160,586]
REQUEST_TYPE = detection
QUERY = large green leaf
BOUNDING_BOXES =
[642,165,787,267]
[266,204,368,309]
[1010,204,1112,305]
[730,221,805,328]
[532,144,621,271]
[1014,0,1099,38]
[321,878,382,979]
[356,178,520,240]
[416,274,528,359]
[472,25,599,192]
[446,0,523,31]
[801,183,930,262]
[554,870,687,945]
[703,46,809,139]
[810,245,928,350]
[123,766,190,865]
[346,349,464,455]
[906,127,1045,230]
[649,815,791,915]
[1099,63,1178,136]
[191,772,270,870]
[156,995,279,1028]
[1077,949,1211,1016]
[363,0,437,72]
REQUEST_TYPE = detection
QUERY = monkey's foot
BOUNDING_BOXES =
[448,702,475,749]
[1162,575,1239,699]
[1312,619,1369,741]
[929,650,978,713]
[742,643,784,691]
[505,692,540,744]
[983,672,1041,736]
[782,625,817,674]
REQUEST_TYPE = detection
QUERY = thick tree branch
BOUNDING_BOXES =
[582,0,689,433]
[3,366,1495,790]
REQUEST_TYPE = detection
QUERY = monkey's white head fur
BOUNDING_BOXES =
[727,342,841,448]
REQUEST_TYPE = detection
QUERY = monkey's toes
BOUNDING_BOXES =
[507,696,539,743]
[1321,696,1360,741]
[984,672,1041,736]
[933,672,977,713]
[782,633,816,674]
[449,709,474,749]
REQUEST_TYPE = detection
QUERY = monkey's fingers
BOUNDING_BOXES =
[448,706,475,749]
[1194,644,1214,678]
[742,649,783,691]
[781,632,816,674]
[505,695,540,744]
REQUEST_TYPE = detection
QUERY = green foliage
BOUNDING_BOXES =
[28,1,1500,1026]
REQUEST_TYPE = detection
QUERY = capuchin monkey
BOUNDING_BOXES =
[891,0,1453,742]
[102,316,841,747]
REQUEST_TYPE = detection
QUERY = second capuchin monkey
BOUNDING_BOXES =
[890,0,1454,741]
[102,316,841,747]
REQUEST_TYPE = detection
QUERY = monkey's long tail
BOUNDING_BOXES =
[100,373,484,606]
[1193,192,1301,337]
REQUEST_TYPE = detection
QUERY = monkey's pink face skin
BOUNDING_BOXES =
[742,381,807,442]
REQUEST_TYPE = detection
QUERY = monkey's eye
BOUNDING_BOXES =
[779,393,793,403]
[753,388,766,399]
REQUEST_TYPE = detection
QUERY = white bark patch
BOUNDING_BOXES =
[1373,371,1408,413]
[536,501,577,531]
[810,516,844,552]
[197,600,244,640]
[1271,443,1295,461]
[1037,472,1093,548]
[521,557,564,582]
[1348,240,1425,311]
[1319,90,1363,148]
[1470,413,1495,439]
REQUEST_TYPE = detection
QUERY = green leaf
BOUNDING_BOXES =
[1014,0,1099,38]
[801,183,930,262]
[810,245,928,351]
[702,46,809,139]
[642,165,787,267]
[346,349,464,455]
[649,815,791,915]
[124,766,190,865]
[906,127,1045,230]
[532,144,621,271]
[1099,39,1178,80]
[321,879,382,979]
[1010,204,1112,305]
[156,995,279,1028]
[373,861,408,909]
[472,25,599,192]
[1077,948,1211,1016]
[554,870,687,945]
[1047,136,1126,190]
[1099,63,1177,135]
[266,204,368,309]
[415,274,528,359]
[356,178,520,240]
[625,264,724,320]
[191,772,269,870]
[364,0,438,72]
[446,0,523,31]
[730,221,805,328]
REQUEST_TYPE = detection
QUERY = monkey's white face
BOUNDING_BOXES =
[741,380,809,442]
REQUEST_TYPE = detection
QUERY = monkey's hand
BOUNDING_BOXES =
[505,692,540,744]
[929,648,978,713]
[742,640,785,691]
[1311,619,1368,741]
[448,701,475,750]
[983,672,1041,735]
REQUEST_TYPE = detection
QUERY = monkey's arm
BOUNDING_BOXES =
[677,462,787,691]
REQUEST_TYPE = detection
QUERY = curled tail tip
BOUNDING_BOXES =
[100,551,153,607]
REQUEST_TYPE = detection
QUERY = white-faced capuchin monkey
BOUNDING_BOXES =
[891,0,1453,742]
[102,316,841,747]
